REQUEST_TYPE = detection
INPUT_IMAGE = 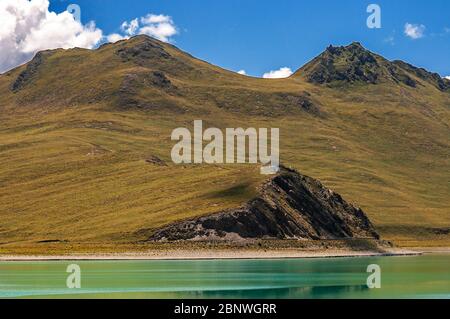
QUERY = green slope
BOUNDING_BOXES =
[0,36,449,250]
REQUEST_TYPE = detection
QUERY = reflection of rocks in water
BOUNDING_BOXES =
[169,284,370,299]
[308,284,369,298]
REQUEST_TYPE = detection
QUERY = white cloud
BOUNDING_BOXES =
[108,14,178,43]
[237,70,246,75]
[0,1,178,72]
[121,18,139,36]
[0,0,103,73]
[263,67,293,79]
[444,76,450,80]
[141,14,171,24]
[107,33,127,43]
[404,23,426,39]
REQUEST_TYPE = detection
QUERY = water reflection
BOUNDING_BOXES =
[0,255,449,299]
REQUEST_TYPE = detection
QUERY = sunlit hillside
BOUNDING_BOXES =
[0,35,449,250]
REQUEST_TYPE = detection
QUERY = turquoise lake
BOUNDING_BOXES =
[0,254,449,299]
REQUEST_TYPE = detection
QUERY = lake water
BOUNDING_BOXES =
[0,254,449,299]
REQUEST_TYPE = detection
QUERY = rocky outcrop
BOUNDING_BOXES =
[300,42,383,85]
[117,71,179,109]
[11,51,53,92]
[116,38,171,65]
[145,155,167,166]
[281,91,322,115]
[114,35,197,78]
[296,42,450,91]
[149,166,379,241]
[392,60,450,91]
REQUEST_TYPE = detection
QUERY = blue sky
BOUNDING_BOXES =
[31,1,450,77]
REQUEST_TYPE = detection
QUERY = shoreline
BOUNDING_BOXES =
[0,248,422,261]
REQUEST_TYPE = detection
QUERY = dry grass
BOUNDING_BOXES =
[0,36,449,252]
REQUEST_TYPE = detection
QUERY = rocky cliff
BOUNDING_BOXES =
[295,42,449,91]
[150,167,379,241]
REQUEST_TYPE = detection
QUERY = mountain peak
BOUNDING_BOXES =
[348,41,364,48]
[327,41,364,51]
[325,42,370,54]
[295,42,449,91]
[297,42,382,85]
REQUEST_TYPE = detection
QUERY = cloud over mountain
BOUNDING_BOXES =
[107,14,178,43]
[0,0,103,73]
[0,0,178,73]
[263,67,293,79]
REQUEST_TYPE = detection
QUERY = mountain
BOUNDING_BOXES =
[150,166,379,241]
[0,36,449,252]
[1,35,321,116]
[296,42,450,92]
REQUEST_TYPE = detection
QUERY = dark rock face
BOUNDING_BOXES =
[299,42,449,91]
[11,51,51,92]
[116,39,171,66]
[149,167,379,241]
[284,92,321,115]
[117,71,178,109]
[145,155,167,166]
[392,60,450,91]
[148,71,173,89]
[387,65,417,88]
[117,73,140,108]
[304,43,382,85]
[115,36,198,80]
[120,71,175,93]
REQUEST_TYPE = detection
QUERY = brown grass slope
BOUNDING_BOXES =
[0,35,449,250]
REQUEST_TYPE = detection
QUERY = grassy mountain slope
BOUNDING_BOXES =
[0,36,449,249]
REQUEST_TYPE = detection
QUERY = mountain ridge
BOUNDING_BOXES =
[0,35,449,249]
[296,41,450,91]
[1,36,448,120]
[3,36,450,98]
